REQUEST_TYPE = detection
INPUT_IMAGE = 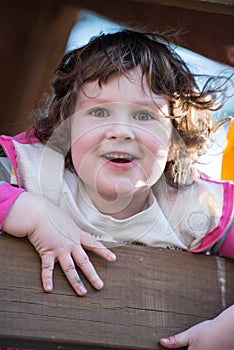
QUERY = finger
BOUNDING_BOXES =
[160,330,190,348]
[41,253,55,292]
[80,233,116,262]
[58,254,88,296]
[72,246,104,290]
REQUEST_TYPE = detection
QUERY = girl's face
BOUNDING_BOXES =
[71,70,172,215]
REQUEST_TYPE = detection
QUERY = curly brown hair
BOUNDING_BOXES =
[30,28,231,187]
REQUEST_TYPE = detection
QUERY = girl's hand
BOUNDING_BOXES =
[2,192,116,296]
[160,305,234,350]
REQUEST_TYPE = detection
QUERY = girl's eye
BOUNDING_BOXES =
[134,111,154,121]
[90,108,109,117]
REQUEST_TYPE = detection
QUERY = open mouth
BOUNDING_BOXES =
[104,153,135,163]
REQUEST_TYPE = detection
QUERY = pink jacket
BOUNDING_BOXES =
[0,132,31,230]
[0,132,234,258]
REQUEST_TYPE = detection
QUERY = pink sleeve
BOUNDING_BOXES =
[0,182,25,233]
[217,225,234,259]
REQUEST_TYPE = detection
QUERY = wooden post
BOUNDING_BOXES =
[0,0,78,135]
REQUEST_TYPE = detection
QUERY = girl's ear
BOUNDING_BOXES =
[167,152,173,162]
[167,144,174,162]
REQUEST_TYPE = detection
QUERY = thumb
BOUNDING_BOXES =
[160,329,191,348]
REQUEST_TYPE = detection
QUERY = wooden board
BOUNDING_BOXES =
[0,233,234,349]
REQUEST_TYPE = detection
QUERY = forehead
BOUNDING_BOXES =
[77,70,169,111]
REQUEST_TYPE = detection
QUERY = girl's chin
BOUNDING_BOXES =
[96,181,149,201]
[92,189,136,215]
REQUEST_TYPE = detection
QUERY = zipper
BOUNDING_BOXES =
[0,136,20,186]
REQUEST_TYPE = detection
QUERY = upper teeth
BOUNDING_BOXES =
[105,153,134,161]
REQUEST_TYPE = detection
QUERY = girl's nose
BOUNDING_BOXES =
[105,122,135,140]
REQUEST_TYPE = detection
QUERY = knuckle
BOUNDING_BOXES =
[41,256,54,272]
[42,263,54,272]
[64,263,76,275]
[79,254,90,267]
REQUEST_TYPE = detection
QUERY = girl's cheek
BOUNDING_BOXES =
[71,143,82,172]
[142,124,171,147]
[145,136,171,159]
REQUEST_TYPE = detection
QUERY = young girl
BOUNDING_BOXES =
[0,29,233,350]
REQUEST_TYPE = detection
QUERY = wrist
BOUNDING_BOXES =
[2,191,44,237]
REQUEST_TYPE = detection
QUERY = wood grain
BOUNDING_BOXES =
[0,234,234,349]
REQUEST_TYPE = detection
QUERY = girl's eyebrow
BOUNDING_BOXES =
[78,97,168,110]
[130,99,167,110]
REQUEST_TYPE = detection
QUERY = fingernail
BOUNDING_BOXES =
[161,338,170,344]
[109,252,116,261]
[95,280,104,289]
[161,336,177,346]
[46,283,53,291]
[79,286,87,295]
[76,279,87,294]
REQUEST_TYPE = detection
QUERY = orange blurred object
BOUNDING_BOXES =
[221,120,234,181]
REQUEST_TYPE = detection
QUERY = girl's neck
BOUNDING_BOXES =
[84,186,151,220]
